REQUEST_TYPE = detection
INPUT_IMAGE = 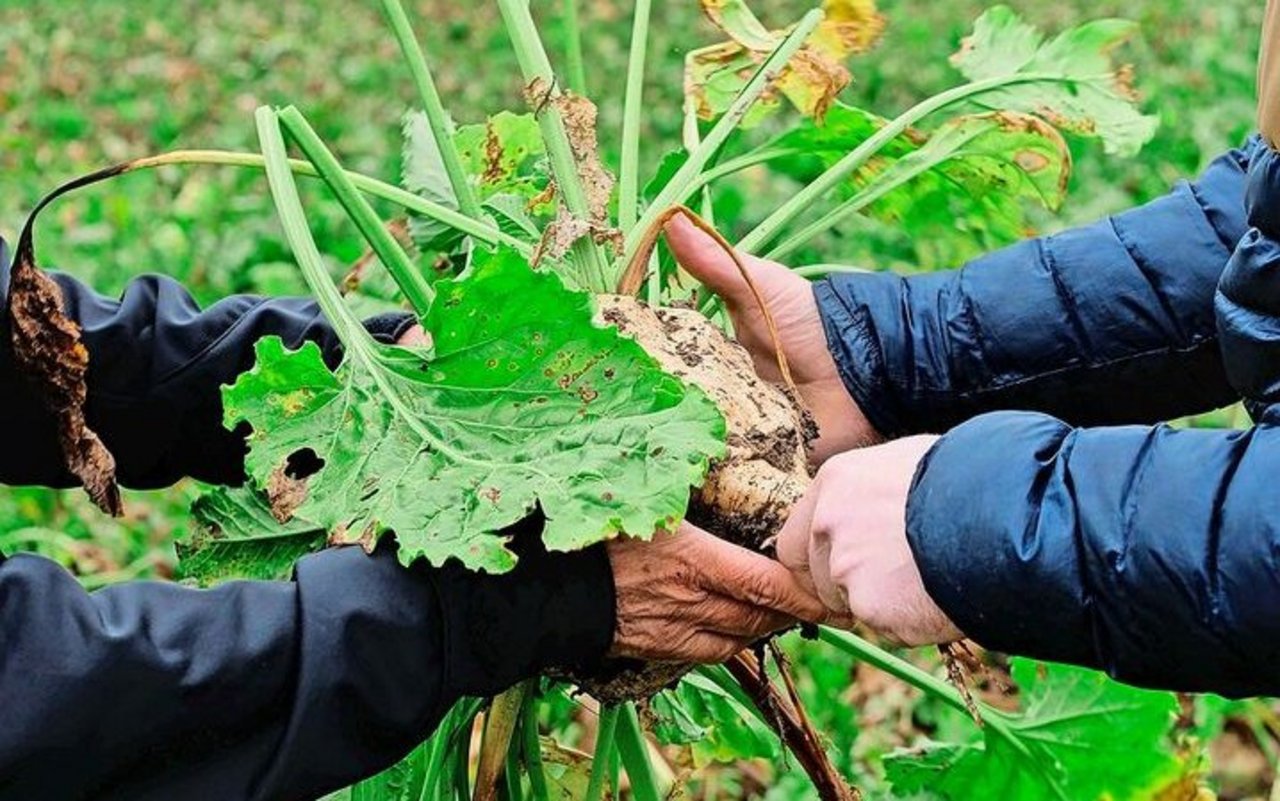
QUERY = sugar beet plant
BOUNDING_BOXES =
[11,0,1215,799]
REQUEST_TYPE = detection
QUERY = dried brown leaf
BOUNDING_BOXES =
[523,78,622,267]
[688,0,885,125]
[550,89,615,225]
[8,166,126,516]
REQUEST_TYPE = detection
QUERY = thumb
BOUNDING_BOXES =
[776,484,818,596]
[663,213,754,304]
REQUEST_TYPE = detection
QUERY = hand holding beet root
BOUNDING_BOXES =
[604,523,836,663]
[663,216,879,464]
[777,435,963,646]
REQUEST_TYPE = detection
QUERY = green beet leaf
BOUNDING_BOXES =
[177,487,328,586]
[884,659,1185,801]
[650,669,780,767]
[763,104,1072,265]
[453,111,548,202]
[402,109,466,255]
[951,6,1158,156]
[222,246,726,573]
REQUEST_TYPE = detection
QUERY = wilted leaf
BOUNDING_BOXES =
[884,659,1187,801]
[541,737,609,800]
[765,104,1071,265]
[483,193,542,241]
[687,0,886,126]
[546,90,614,226]
[176,487,328,586]
[651,673,779,767]
[521,80,621,267]
[951,6,1157,155]
[7,179,123,516]
[224,247,725,572]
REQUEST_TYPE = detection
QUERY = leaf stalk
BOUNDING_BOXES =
[380,0,484,221]
[623,8,824,267]
[618,0,653,233]
[495,0,612,290]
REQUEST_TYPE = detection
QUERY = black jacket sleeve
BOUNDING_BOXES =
[813,137,1261,439]
[0,237,412,489]
[0,543,614,801]
[0,241,616,800]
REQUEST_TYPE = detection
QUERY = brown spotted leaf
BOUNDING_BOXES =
[522,80,621,266]
[223,247,725,573]
[8,169,124,516]
[687,0,885,126]
[948,6,1157,156]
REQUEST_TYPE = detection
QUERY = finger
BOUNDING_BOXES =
[694,534,834,624]
[776,486,819,594]
[663,213,757,306]
[396,325,433,348]
[808,527,851,615]
[697,597,794,640]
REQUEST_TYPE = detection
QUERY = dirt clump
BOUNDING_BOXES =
[575,295,813,702]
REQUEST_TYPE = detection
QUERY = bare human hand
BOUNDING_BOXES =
[663,214,878,464]
[605,522,836,663]
[396,325,431,347]
[777,435,962,647]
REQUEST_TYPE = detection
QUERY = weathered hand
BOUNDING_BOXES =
[777,435,962,647]
[605,522,834,663]
[663,215,878,464]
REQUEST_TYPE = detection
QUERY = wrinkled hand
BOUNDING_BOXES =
[605,523,835,663]
[664,215,878,464]
[777,436,962,646]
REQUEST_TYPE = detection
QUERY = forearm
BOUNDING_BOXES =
[907,411,1280,697]
[815,139,1259,438]
[0,240,413,489]
[0,543,614,800]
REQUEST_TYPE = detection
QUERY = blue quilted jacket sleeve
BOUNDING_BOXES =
[815,137,1259,438]
[906,413,1280,697]
[823,137,1280,697]
[0,245,616,800]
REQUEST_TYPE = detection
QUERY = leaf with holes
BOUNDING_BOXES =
[883,659,1185,801]
[223,246,726,573]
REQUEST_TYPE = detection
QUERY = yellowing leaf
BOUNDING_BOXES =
[949,6,1157,156]
[686,0,885,126]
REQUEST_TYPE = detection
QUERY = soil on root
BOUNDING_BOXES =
[572,295,815,703]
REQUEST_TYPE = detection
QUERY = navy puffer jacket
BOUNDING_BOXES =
[815,135,1280,697]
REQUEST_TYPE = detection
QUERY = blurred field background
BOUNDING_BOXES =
[0,0,1271,797]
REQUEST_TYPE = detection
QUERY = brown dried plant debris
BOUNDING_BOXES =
[523,77,622,266]
[8,164,128,516]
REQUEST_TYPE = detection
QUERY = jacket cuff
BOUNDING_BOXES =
[813,275,906,438]
[430,540,616,698]
[363,312,419,345]
[904,411,1098,668]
